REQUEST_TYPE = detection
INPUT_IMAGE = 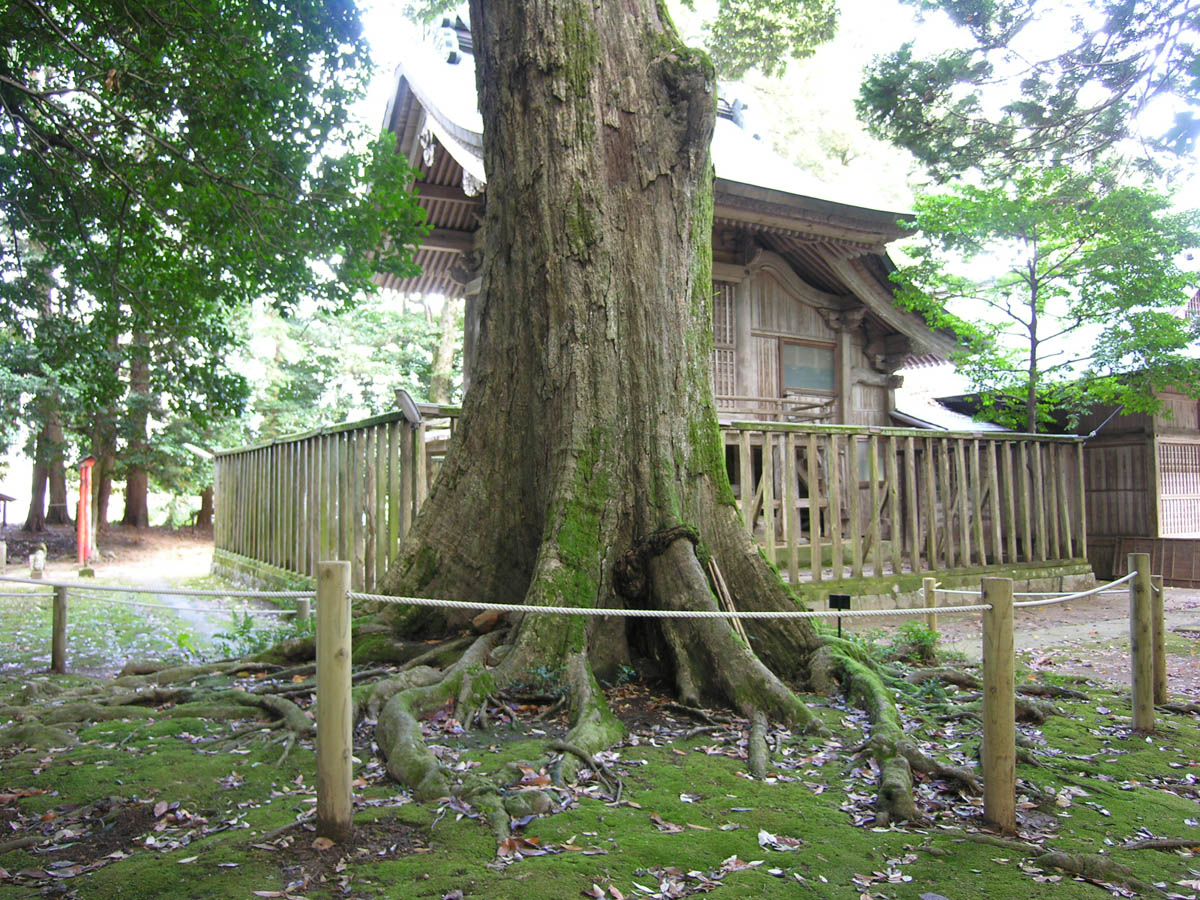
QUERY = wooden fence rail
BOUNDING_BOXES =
[214,406,459,591]
[217,414,1084,589]
[721,422,1086,582]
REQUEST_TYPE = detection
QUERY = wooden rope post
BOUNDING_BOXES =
[1128,552,1154,733]
[982,576,1016,833]
[296,597,312,622]
[51,586,68,674]
[923,576,937,634]
[1151,574,1166,705]
[316,561,354,842]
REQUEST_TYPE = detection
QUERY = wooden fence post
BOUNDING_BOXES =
[0,540,6,573]
[923,577,937,634]
[51,586,68,674]
[296,597,312,622]
[982,576,1015,833]
[1128,552,1154,733]
[1151,574,1166,705]
[316,561,354,842]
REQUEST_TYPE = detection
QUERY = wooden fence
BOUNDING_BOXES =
[217,413,1085,590]
[722,422,1086,583]
[1105,537,1200,588]
[213,406,459,591]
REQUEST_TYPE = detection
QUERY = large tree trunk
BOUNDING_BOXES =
[46,459,71,525]
[195,486,214,529]
[45,406,71,525]
[375,0,833,778]
[23,406,70,530]
[121,335,151,529]
[23,458,47,533]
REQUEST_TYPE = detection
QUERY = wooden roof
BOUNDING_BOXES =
[377,40,956,359]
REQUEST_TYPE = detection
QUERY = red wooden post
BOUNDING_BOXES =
[77,456,96,566]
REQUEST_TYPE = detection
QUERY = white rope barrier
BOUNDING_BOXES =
[347,591,992,620]
[936,572,1135,608]
[1013,572,1136,608]
[0,575,313,599]
[0,591,46,599]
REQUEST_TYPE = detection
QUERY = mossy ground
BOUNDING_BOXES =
[2,571,1199,899]
[1,662,1198,899]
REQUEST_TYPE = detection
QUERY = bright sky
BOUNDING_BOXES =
[351,0,1200,212]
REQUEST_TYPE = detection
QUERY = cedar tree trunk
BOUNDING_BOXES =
[428,297,461,404]
[195,486,214,529]
[378,0,821,749]
[23,408,70,530]
[23,457,47,533]
[121,335,151,528]
[372,0,924,822]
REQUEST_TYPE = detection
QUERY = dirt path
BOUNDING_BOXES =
[929,585,1200,699]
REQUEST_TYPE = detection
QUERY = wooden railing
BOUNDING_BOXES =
[213,406,459,590]
[716,394,835,423]
[216,412,1086,590]
[722,422,1086,583]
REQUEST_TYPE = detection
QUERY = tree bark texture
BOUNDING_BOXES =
[377,0,822,729]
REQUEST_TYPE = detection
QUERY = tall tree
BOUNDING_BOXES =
[242,297,459,440]
[370,1,925,822]
[0,0,427,519]
[892,167,1200,432]
[857,0,1200,178]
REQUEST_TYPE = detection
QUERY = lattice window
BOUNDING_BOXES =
[713,282,735,348]
[713,348,736,400]
[1159,441,1200,536]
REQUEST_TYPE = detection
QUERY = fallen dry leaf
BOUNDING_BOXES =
[650,812,684,834]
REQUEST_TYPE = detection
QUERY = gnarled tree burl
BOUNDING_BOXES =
[369,0,926,824]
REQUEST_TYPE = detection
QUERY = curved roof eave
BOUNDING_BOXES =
[388,51,914,237]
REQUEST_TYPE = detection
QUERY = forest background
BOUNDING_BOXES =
[1,0,1197,530]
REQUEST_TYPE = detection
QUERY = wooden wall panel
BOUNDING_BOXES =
[1112,537,1200,587]
[750,271,836,340]
[1085,442,1151,537]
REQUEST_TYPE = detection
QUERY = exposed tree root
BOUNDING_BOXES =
[1034,851,1164,896]
[1125,838,1200,851]
[1016,683,1088,700]
[747,710,769,779]
[944,829,1045,854]
[940,693,1057,725]
[0,835,44,855]
[662,702,725,725]
[548,740,621,801]
[648,537,818,733]
[1162,701,1200,715]
[820,646,919,824]
[906,669,1081,712]
[899,742,981,794]
[365,666,443,718]
[813,640,988,819]
[375,633,503,800]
